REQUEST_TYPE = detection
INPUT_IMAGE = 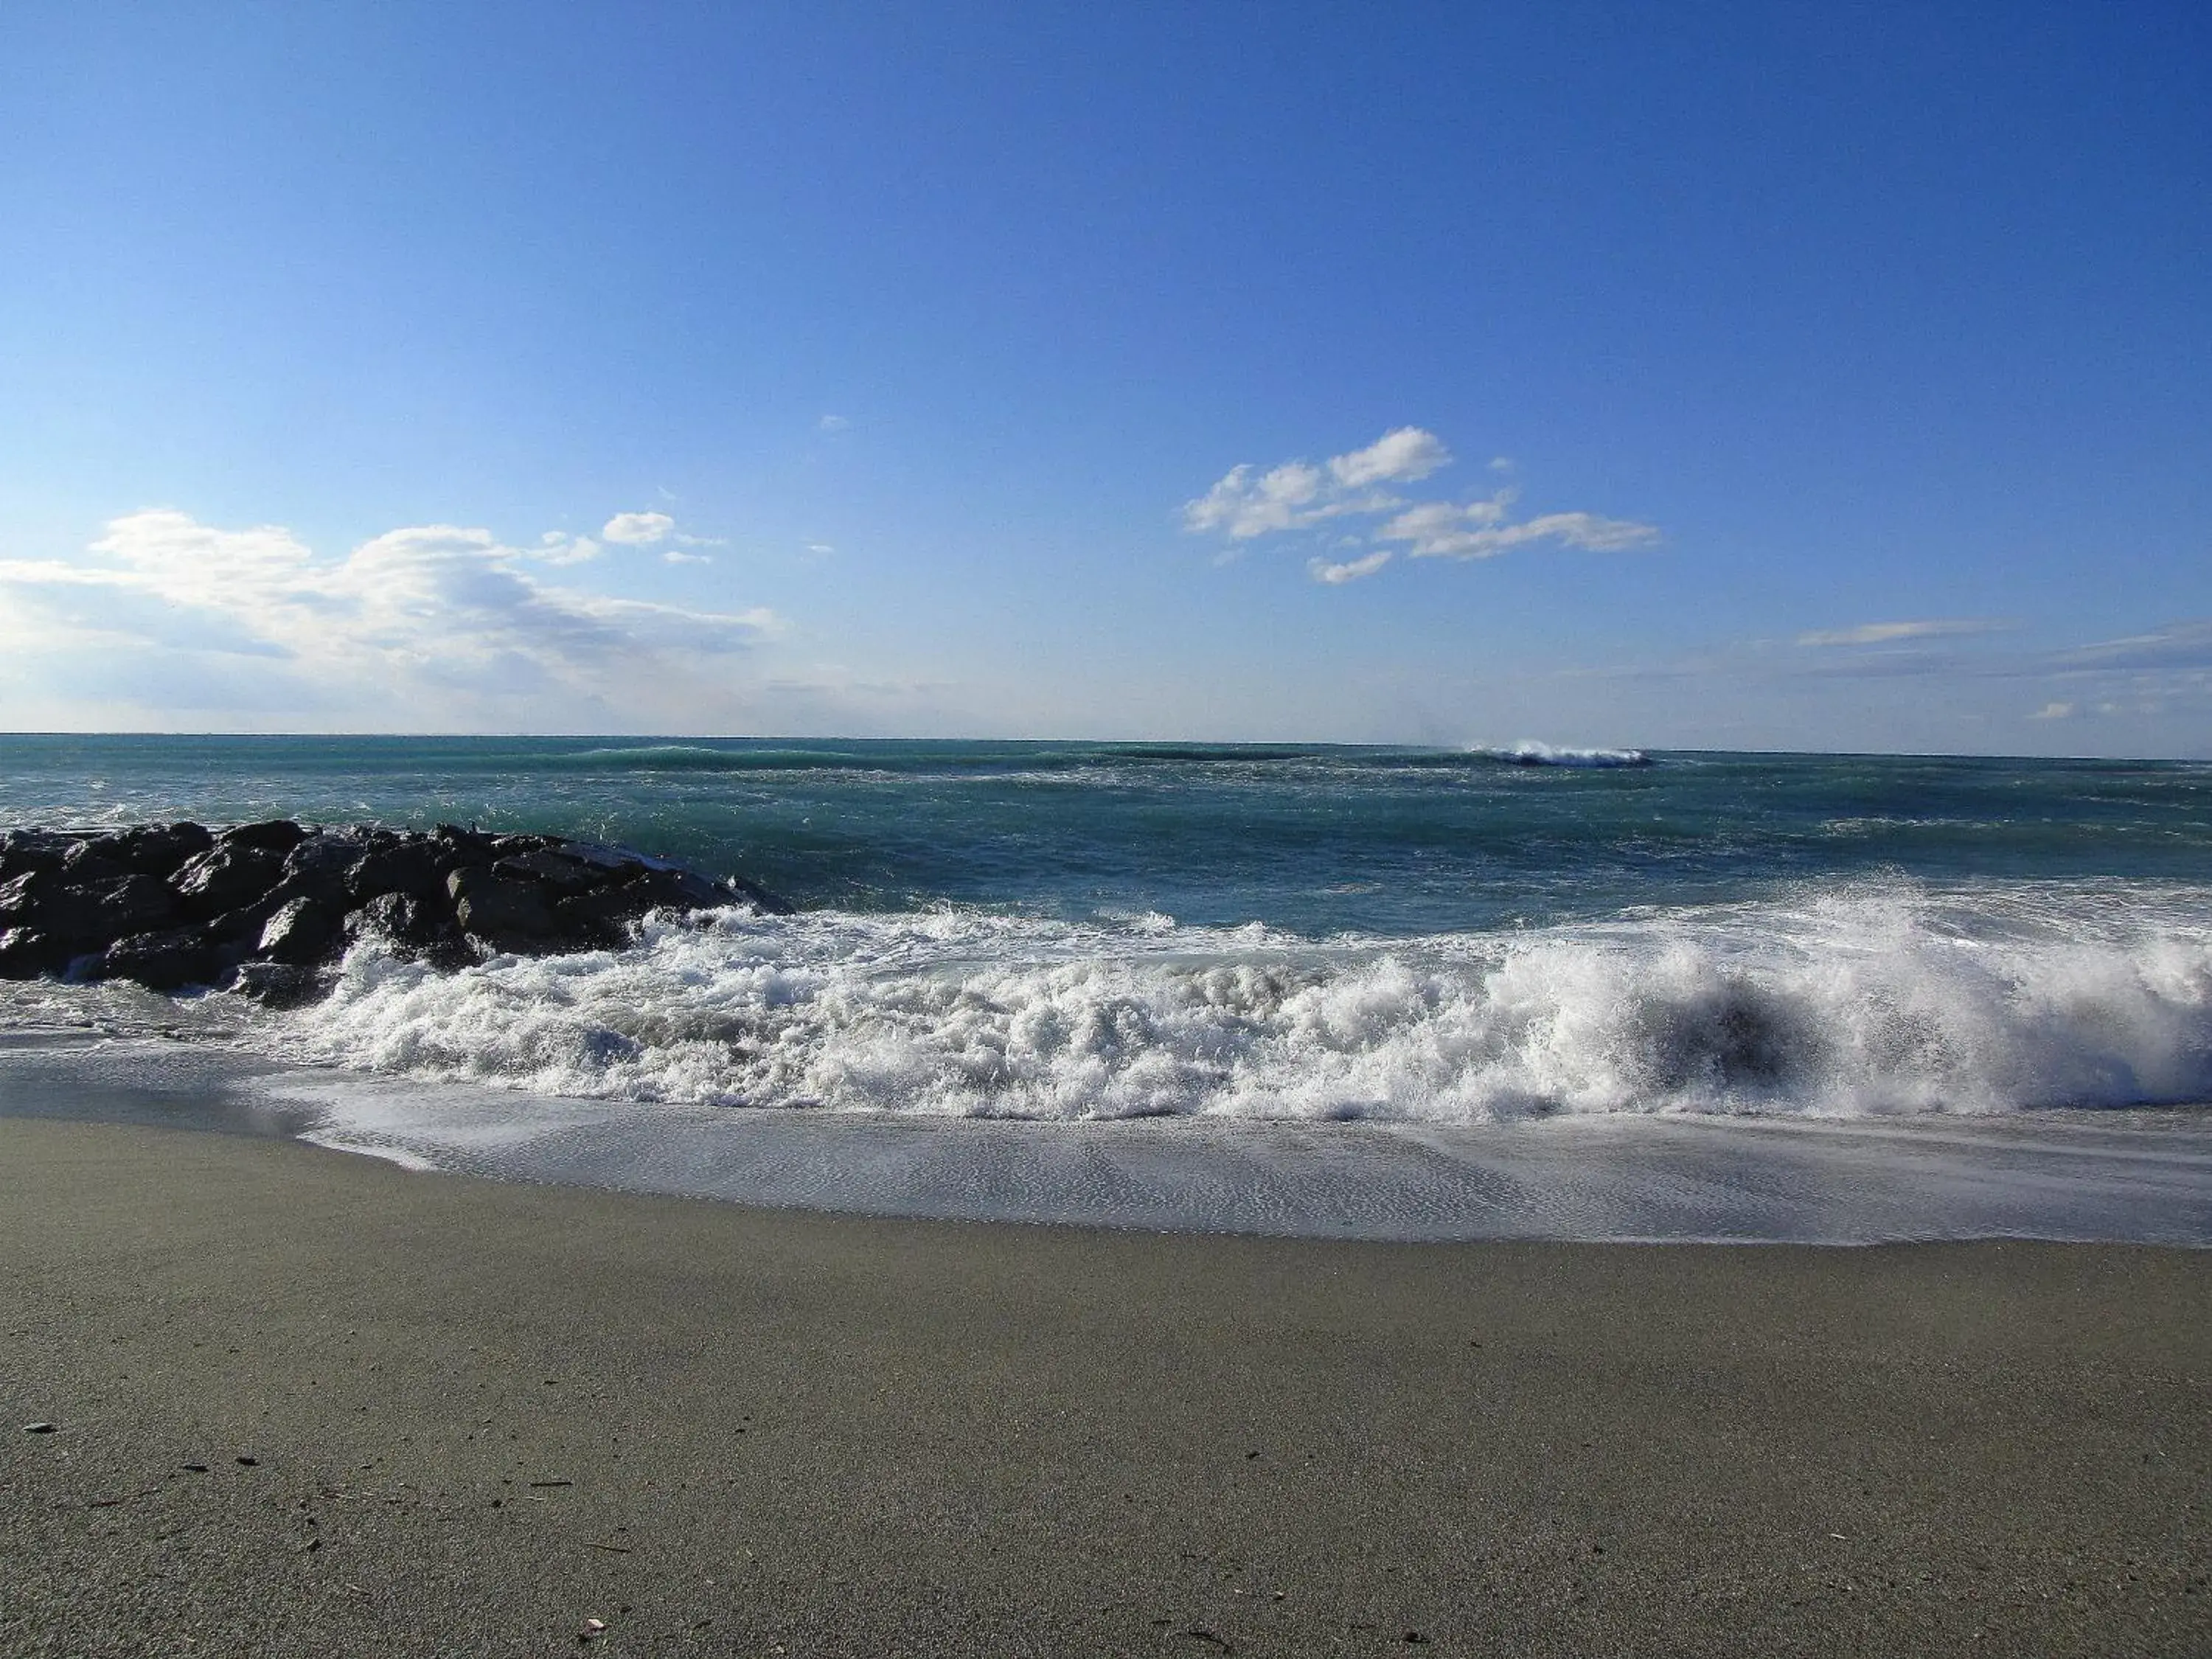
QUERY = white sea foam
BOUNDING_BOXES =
[1472,740,1650,768]
[260,880,2212,1122]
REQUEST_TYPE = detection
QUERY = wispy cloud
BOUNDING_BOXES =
[1183,427,1658,580]
[1377,500,1658,560]
[818,414,849,433]
[2048,619,2212,674]
[0,509,785,729]
[1796,619,2011,647]
[1307,550,1394,585]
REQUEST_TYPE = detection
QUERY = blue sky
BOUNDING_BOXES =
[2,2,2207,754]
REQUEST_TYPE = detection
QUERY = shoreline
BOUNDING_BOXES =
[6,1027,2212,1247]
[4,1116,2209,1655]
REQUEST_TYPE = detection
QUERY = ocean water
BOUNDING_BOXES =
[3,734,2209,1241]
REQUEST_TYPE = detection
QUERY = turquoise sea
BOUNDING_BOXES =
[4,733,2211,1122]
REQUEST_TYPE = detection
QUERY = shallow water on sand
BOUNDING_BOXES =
[3,1032,2206,1245]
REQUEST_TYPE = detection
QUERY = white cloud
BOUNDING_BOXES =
[0,509,785,728]
[1327,427,1450,489]
[1377,494,1512,545]
[1182,429,1453,540]
[534,534,602,566]
[2029,700,2076,720]
[1377,503,1658,560]
[1796,619,2009,647]
[602,510,675,546]
[1307,550,1394,585]
[663,549,712,566]
[1183,462,1333,539]
[1183,428,1657,577]
[818,414,849,432]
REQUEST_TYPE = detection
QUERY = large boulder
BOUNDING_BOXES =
[0,869,47,929]
[448,867,561,954]
[58,840,131,885]
[633,865,734,911]
[61,824,213,883]
[219,819,311,855]
[550,880,662,942]
[174,845,287,918]
[346,840,448,902]
[0,928,66,979]
[109,822,215,879]
[0,869,181,950]
[492,846,613,896]
[257,897,348,966]
[346,891,473,967]
[0,830,72,883]
[84,928,235,992]
[276,831,370,904]
[229,961,330,1009]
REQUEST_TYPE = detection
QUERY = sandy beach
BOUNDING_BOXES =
[3,1116,2208,1657]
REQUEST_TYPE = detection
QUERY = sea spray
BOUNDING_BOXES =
[269,878,2212,1121]
[1470,740,1651,768]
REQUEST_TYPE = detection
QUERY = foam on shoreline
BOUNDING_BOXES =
[4,1030,2207,1243]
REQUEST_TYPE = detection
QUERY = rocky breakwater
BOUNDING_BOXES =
[0,821,790,1005]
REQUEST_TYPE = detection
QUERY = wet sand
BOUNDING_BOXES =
[2,1116,2208,1657]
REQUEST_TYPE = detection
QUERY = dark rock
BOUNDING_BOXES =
[0,870,182,949]
[258,897,347,966]
[0,830,72,883]
[218,819,311,855]
[0,869,46,928]
[271,832,375,908]
[174,845,286,917]
[203,894,292,949]
[0,928,66,979]
[725,874,795,916]
[109,822,214,878]
[59,841,131,884]
[434,822,495,853]
[105,874,186,936]
[84,928,235,992]
[632,866,732,911]
[347,891,437,947]
[230,961,330,1009]
[448,868,560,953]
[493,846,615,896]
[552,881,660,936]
[346,892,475,967]
[346,841,448,902]
[487,833,560,858]
[547,894,629,951]
[349,891,465,955]
[1,818,785,993]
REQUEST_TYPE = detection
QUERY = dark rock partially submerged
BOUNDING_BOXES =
[0,821,790,1002]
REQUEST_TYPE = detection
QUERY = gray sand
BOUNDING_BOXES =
[3,1117,2208,1656]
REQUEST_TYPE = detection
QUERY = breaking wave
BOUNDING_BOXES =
[262,878,2212,1122]
[1472,740,1651,768]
